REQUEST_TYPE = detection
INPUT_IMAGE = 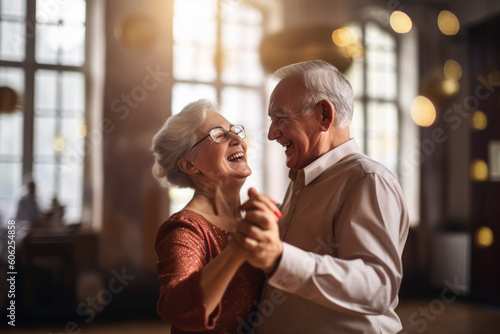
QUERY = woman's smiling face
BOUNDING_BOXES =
[190,110,251,186]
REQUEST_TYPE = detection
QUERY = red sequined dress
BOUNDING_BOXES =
[155,210,265,333]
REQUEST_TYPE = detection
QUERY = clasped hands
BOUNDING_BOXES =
[231,187,283,275]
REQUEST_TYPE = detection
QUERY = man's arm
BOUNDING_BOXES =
[235,174,409,315]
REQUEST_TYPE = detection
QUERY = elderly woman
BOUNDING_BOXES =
[151,99,267,333]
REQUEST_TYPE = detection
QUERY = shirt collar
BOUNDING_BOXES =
[290,138,359,186]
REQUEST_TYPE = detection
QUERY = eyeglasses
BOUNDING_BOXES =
[191,124,246,149]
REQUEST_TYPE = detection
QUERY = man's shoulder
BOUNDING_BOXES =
[332,152,398,182]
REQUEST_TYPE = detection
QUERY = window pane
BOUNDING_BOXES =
[33,68,86,225]
[61,117,85,156]
[37,0,85,24]
[221,6,263,86]
[33,163,56,203]
[367,69,397,99]
[0,162,22,219]
[59,163,83,224]
[173,45,216,81]
[350,100,364,152]
[173,0,216,46]
[173,17,216,47]
[367,50,396,72]
[0,67,25,93]
[1,0,26,19]
[220,87,262,127]
[367,102,399,174]
[35,69,58,116]
[173,0,216,82]
[365,22,397,100]
[35,23,59,64]
[0,21,26,61]
[37,0,61,23]
[59,24,85,66]
[174,0,216,24]
[365,22,395,51]
[60,0,86,24]
[222,22,261,50]
[0,112,23,156]
[34,116,57,158]
[221,0,262,24]
[345,59,364,97]
[221,50,263,86]
[61,71,85,116]
[171,83,217,115]
[0,163,22,197]
[36,23,85,66]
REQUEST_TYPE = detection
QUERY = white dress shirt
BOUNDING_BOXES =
[252,139,409,334]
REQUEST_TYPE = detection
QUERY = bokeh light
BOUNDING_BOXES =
[54,137,66,151]
[475,226,494,248]
[390,11,412,34]
[438,10,460,36]
[443,59,462,81]
[471,111,488,130]
[442,79,460,95]
[79,124,88,138]
[470,159,488,182]
[411,96,436,127]
[346,41,365,59]
[331,27,358,47]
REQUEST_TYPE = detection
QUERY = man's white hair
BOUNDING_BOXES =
[273,60,354,129]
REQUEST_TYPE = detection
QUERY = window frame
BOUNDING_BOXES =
[345,19,402,177]
[0,0,90,224]
[168,0,268,214]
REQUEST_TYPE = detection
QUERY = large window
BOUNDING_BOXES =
[346,21,399,175]
[346,19,419,225]
[0,0,87,224]
[169,0,265,214]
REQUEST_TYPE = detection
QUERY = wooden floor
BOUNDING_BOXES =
[2,298,500,333]
[396,298,500,334]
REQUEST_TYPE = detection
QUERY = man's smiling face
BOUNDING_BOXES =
[267,76,322,172]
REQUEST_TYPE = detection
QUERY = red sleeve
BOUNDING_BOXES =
[155,214,221,331]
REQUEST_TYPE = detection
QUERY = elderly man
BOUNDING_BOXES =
[234,60,409,333]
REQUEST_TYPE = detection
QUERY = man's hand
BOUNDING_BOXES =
[232,188,283,275]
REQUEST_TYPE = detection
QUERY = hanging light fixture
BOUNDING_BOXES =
[259,25,355,74]
[0,86,23,114]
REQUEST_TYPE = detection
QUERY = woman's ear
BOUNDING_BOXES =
[178,158,199,175]
[318,99,335,132]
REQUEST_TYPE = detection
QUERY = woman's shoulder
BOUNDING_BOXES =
[155,210,227,259]
[157,210,222,243]
[158,210,209,234]
[169,209,210,224]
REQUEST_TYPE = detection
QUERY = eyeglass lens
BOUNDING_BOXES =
[210,125,244,143]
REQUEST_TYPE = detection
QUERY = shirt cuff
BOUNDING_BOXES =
[268,242,316,292]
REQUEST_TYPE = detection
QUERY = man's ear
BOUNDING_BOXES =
[178,158,199,175]
[318,99,335,132]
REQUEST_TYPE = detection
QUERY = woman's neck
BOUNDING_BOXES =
[185,181,243,230]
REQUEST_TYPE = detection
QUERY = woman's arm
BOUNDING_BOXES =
[156,214,246,330]
[200,243,245,316]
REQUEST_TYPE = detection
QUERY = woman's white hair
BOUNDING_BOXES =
[151,99,216,188]
[273,60,354,129]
